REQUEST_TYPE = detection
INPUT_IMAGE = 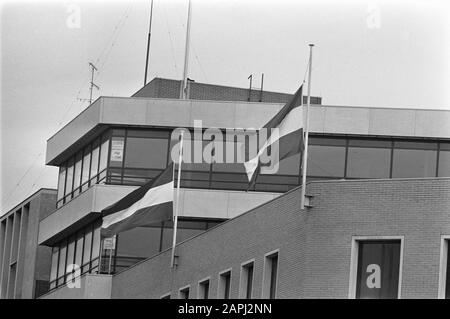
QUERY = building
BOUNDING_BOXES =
[0,188,57,299]
[35,78,450,298]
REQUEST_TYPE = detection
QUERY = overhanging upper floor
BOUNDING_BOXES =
[45,97,450,166]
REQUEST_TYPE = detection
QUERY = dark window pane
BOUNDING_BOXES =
[446,242,450,299]
[125,137,168,169]
[57,242,67,285]
[347,147,391,178]
[269,254,278,299]
[355,240,400,299]
[50,247,59,284]
[307,145,345,178]
[65,159,74,197]
[309,137,346,146]
[392,148,437,178]
[65,236,76,278]
[394,141,437,150]
[90,140,100,182]
[99,137,110,173]
[81,148,91,187]
[438,150,450,177]
[57,166,66,201]
[348,139,391,148]
[82,228,93,273]
[73,153,82,193]
[115,226,162,272]
[74,231,84,271]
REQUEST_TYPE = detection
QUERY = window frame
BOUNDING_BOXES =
[239,259,255,299]
[438,235,450,299]
[348,236,404,299]
[217,268,232,299]
[261,249,279,299]
[179,285,191,299]
[197,277,211,299]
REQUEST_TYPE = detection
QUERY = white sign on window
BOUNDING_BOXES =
[111,140,124,162]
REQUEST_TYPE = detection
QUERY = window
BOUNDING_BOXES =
[48,221,104,291]
[57,167,66,202]
[198,279,210,299]
[81,147,91,192]
[438,236,450,298]
[73,152,82,195]
[438,143,450,177]
[263,251,279,298]
[347,139,391,179]
[307,138,346,179]
[99,135,110,181]
[179,286,190,299]
[65,159,74,199]
[218,270,232,299]
[57,241,67,286]
[240,261,254,299]
[90,140,100,183]
[161,293,171,299]
[350,238,403,299]
[392,141,437,178]
[49,247,59,289]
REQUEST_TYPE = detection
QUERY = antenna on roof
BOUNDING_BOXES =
[78,62,100,105]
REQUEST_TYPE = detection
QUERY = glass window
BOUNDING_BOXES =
[65,159,74,198]
[91,223,101,272]
[74,231,84,271]
[263,252,279,299]
[219,271,231,299]
[198,280,210,299]
[240,262,254,299]
[57,241,67,285]
[438,143,450,177]
[124,137,168,169]
[179,287,190,299]
[115,226,162,272]
[73,152,82,194]
[392,142,437,178]
[50,247,59,287]
[99,135,110,175]
[446,241,450,299]
[81,147,91,190]
[82,227,93,273]
[355,240,401,299]
[65,236,76,278]
[347,147,391,178]
[90,140,100,183]
[307,144,346,178]
[57,166,66,201]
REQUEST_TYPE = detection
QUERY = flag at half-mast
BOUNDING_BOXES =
[101,163,174,238]
[244,84,304,187]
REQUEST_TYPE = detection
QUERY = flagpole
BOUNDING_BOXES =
[300,44,314,210]
[171,130,184,268]
[143,0,154,86]
[180,0,192,99]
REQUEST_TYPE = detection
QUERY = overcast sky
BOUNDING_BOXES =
[1,0,449,214]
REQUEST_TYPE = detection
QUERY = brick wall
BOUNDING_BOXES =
[132,78,322,105]
[110,178,450,299]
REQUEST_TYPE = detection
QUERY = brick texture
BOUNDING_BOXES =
[110,178,450,299]
[132,78,322,105]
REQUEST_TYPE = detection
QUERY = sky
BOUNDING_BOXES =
[1,0,449,214]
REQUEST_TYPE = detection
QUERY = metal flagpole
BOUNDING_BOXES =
[171,130,184,267]
[143,0,154,86]
[300,44,314,210]
[180,0,192,99]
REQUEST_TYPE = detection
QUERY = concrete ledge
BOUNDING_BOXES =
[40,274,112,299]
